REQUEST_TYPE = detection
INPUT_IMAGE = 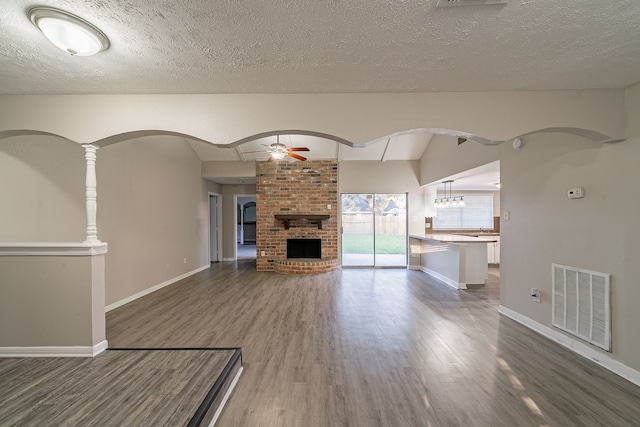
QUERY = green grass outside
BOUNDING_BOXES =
[342,234,406,254]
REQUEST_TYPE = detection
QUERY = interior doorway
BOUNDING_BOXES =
[236,195,257,260]
[341,193,407,267]
[209,193,221,263]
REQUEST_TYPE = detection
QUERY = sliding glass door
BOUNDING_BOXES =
[341,193,407,267]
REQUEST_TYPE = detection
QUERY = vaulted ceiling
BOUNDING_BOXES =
[1,0,638,175]
[188,132,433,163]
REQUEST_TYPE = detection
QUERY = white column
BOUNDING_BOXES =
[82,144,101,245]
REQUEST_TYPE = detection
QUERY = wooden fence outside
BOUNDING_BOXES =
[342,213,406,235]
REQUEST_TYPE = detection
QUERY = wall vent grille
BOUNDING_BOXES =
[552,263,611,351]
[436,0,509,8]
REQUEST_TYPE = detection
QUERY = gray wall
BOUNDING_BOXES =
[0,135,85,241]
[98,136,213,305]
[419,134,500,187]
[339,160,425,236]
[0,256,94,346]
[500,130,640,371]
[419,83,640,372]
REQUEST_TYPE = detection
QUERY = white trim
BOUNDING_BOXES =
[420,266,467,290]
[0,340,108,358]
[233,193,256,260]
[208,366,243,426]
[499,305,640,387]
[0,242,108,256]
[208,192,222,263]
[106,265,209,312]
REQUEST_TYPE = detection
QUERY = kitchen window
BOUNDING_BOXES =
[433,194,494,230]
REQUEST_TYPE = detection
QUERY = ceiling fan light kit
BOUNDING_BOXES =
[270,150,286,160]
[267,136,309,161]
[242,136,310,161]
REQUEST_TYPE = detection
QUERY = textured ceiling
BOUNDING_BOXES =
[1,0,639,95]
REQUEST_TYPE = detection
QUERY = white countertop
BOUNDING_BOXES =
[409,233,498,243]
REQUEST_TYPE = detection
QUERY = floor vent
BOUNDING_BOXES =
[552,264,611,351]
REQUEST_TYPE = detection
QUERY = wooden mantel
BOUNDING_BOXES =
[274,214,330,230]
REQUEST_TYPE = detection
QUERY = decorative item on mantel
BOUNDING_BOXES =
[274,214,330,229]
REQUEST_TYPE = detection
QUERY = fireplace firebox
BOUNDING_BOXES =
[287,238,321,259]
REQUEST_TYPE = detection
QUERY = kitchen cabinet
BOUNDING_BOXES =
[409,233,497,289]
[488,236,500,264]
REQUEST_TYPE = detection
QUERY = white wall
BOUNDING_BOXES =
[0,91,626,146]
[339,160,425,236]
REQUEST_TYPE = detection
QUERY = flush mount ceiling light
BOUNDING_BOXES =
[29,7,110,56]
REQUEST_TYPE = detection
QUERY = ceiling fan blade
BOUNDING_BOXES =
[288,152,307,161]
[241,150,267,154]
[287,147,310,152]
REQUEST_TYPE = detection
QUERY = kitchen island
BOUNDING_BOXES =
[409,233,498,290]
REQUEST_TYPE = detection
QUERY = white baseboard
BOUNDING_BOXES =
[106,265,210,312]
[420,266,466,290]
[0,340,108,358]
[222,258,235,262]
[499,305,640,387]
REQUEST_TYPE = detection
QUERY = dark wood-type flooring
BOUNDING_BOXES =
[464,265,501,307]
[3,261,640,426]
[0,348,236,426]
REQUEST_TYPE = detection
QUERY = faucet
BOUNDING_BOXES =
[480,227,485,234]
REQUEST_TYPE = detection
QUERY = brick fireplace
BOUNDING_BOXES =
[256,160,339,273]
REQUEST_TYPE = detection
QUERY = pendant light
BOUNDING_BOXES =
[434,180,465,209]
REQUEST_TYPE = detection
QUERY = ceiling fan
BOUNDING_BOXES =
[245,136,310,161]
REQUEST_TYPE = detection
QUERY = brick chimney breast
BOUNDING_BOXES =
[256,160,339,273]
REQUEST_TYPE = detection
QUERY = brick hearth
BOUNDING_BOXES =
[274,258,340,275]
[256,160,339,273]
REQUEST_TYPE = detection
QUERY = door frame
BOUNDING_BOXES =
[233,193,256,260]
[340,192,408,268]
[208,192,222,263]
